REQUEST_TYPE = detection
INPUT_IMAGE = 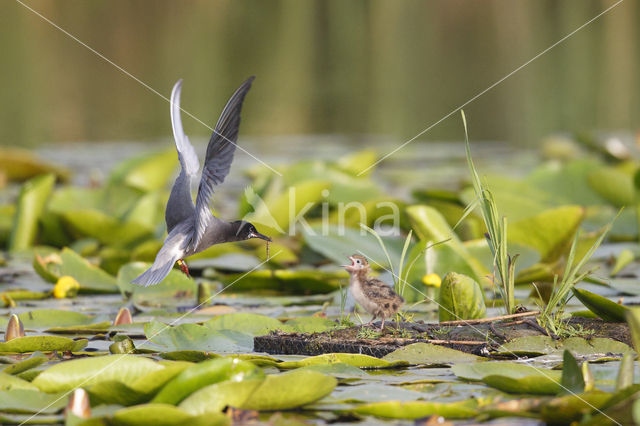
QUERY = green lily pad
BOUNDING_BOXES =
[144,321,253,352]
[0,148,69,183]
[9,174,55,251]
[112,403,225,426]
[60,209,153,246]
[452,361,562,382]
[0,371,38,390]
[508,205,584,262]
[58,248,119,294]
[88,362,189,406]
[244,179,331,235]
[297,363,369,379]
[588,166,634,207]
[572,287,629,322]
[179,379,263,415]
[32,354,163,393]
[2,354,47,375]
[0,389,67,414]
[109,148,178,192]
[482,373,562,395]
[382,343,480,364]
[0,336,86,354]
[277,353,408,369]
[539,391,613,424]
[17,309,98,329]
[152,358,262,405]
[352,400,477,419]
[495,336,633,356]
[438,272,486,321]
[181,370,336,414]
[46,321,112,334]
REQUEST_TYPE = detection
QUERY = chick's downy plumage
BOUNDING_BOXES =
[343,254,404,330]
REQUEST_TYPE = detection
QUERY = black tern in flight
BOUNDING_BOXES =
[132,76,271,286]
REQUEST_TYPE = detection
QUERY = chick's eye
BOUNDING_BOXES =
[356,260,361,264]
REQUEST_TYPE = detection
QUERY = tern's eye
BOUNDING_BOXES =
[356,259,361,264]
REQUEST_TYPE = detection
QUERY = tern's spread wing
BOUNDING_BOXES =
[191,76,254,248]
[165,80,200,233]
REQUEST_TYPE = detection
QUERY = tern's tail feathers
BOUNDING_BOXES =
[131,260,176,287]
[132,223,191,287]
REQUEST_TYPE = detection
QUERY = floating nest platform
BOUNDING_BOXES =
[254,316,632,358]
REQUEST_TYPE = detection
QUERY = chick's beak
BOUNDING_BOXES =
[248,231,272,242]
[342,256,356,272]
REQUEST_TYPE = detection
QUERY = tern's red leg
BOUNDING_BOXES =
[177,259,190,277]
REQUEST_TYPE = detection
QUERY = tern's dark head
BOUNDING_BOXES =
[232,220,272,242]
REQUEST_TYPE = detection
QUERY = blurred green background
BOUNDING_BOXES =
[0,0,637,147]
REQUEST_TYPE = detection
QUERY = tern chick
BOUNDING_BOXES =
[343,254,404,331]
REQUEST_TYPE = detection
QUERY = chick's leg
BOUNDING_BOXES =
[365,315,377,327]
[379,317,386,331]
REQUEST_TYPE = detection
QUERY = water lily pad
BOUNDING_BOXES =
[152,357,262,405]
[495,336,633,357]
[9,174,55,251]
[46,321,112,334]
[0,336,86,354]
[239,369,337,411]
[144,321,253,352]
[0,371,38,390]
[0,148,69,182]
[508,206,584,262]
[452,362,561,382]
[57,248,119,294]
[352,400,477,419]
[588,166,634,207]
[60,209,153,246]
[382,343,480,364]
[18,309,97,329]
[0,389,68,413]
[539,391,612,424]
[572,287,629,322]
[179,379,263,415]
[32,354,163,393]
[112,403,225,426]
[244,179,331,235]
[277,353,408,369]
[88,362,189,406]
[482,373,562,395]
[2,354,47,375]
[109,148,178,192]
[329,383,426,403]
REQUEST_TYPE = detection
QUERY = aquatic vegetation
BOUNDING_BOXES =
[3,127,640,423]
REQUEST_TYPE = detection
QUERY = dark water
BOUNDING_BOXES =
[1,0,638,149]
